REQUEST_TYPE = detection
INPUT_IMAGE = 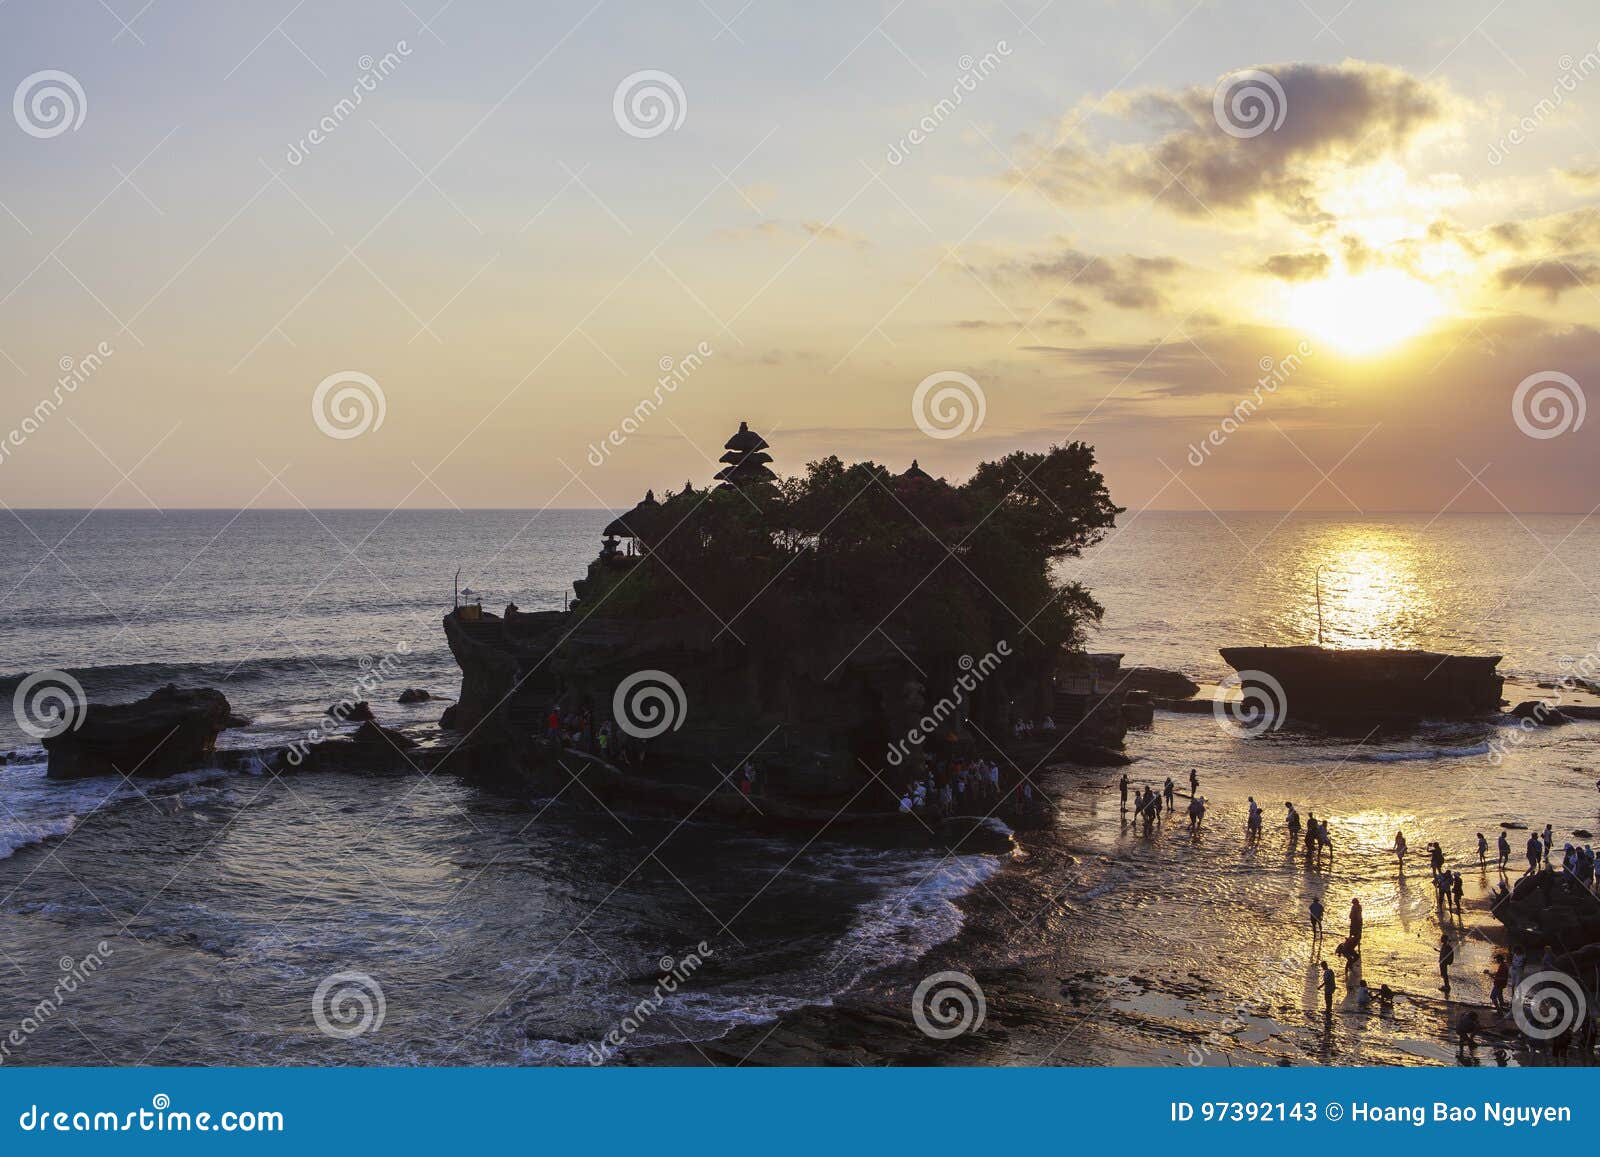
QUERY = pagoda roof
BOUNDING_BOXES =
[714,463,778,483]
[602,489,660,538]
[723,421,769,453]
[718,449,773,466]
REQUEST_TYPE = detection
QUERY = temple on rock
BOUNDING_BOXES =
[576,421,772,607]
[443,419,1131,832]
[714,421,776,489]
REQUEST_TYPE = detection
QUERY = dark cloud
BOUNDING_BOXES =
[1261,251,1331,281]
[1496,257,1600,301]
[996,247,1185,310]
[1018,61,1455,223]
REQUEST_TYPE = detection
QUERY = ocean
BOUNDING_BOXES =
[2,509,1597,1066]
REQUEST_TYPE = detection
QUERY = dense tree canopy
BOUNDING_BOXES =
[588,443,1121,670]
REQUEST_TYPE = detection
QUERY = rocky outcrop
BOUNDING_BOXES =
[1219,645,1503,722]
[1492,869,1600,946]
[284,719,421,774]
[1511,700,1573,725]
[1115,666,1199,699]
[397,688,431,704]
[1512,700,1600,722]
[442,606,1102,811]
[329,700,375,722]
[43,684,233,780]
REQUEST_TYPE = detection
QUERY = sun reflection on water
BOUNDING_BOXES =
[1283,526,1438,650]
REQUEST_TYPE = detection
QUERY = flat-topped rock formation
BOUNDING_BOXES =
[1220,644,1503,722]
[43,683,233,780]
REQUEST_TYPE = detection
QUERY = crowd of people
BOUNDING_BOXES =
[544,704,611,755]
[1115,771,1597,1062]
[897,756,1037,816]
[1118,768,1212,831]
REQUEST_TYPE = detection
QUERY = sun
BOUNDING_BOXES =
[1284,269,1446,356]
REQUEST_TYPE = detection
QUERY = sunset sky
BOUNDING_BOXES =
[2,0,1598,512]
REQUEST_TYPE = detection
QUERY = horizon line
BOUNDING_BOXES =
[5,506,1599,516]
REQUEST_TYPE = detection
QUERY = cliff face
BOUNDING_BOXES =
[441,605,1115,805]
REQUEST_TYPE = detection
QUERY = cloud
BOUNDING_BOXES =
[1261,251,1332,281]
[1496,257,1600,301]
[1558,166,1600,191]
[995,246,1185,310]
[1025,321,1325,399]
[799,220,868,247]
[1017,61,1457,224]
[713,218,869,248]
[947,315,1086,338]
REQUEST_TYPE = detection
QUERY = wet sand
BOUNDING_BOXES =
[636,698,1600,1067]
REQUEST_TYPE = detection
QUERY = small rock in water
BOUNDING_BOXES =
[397,688,431,704]
[328,700,375,722]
